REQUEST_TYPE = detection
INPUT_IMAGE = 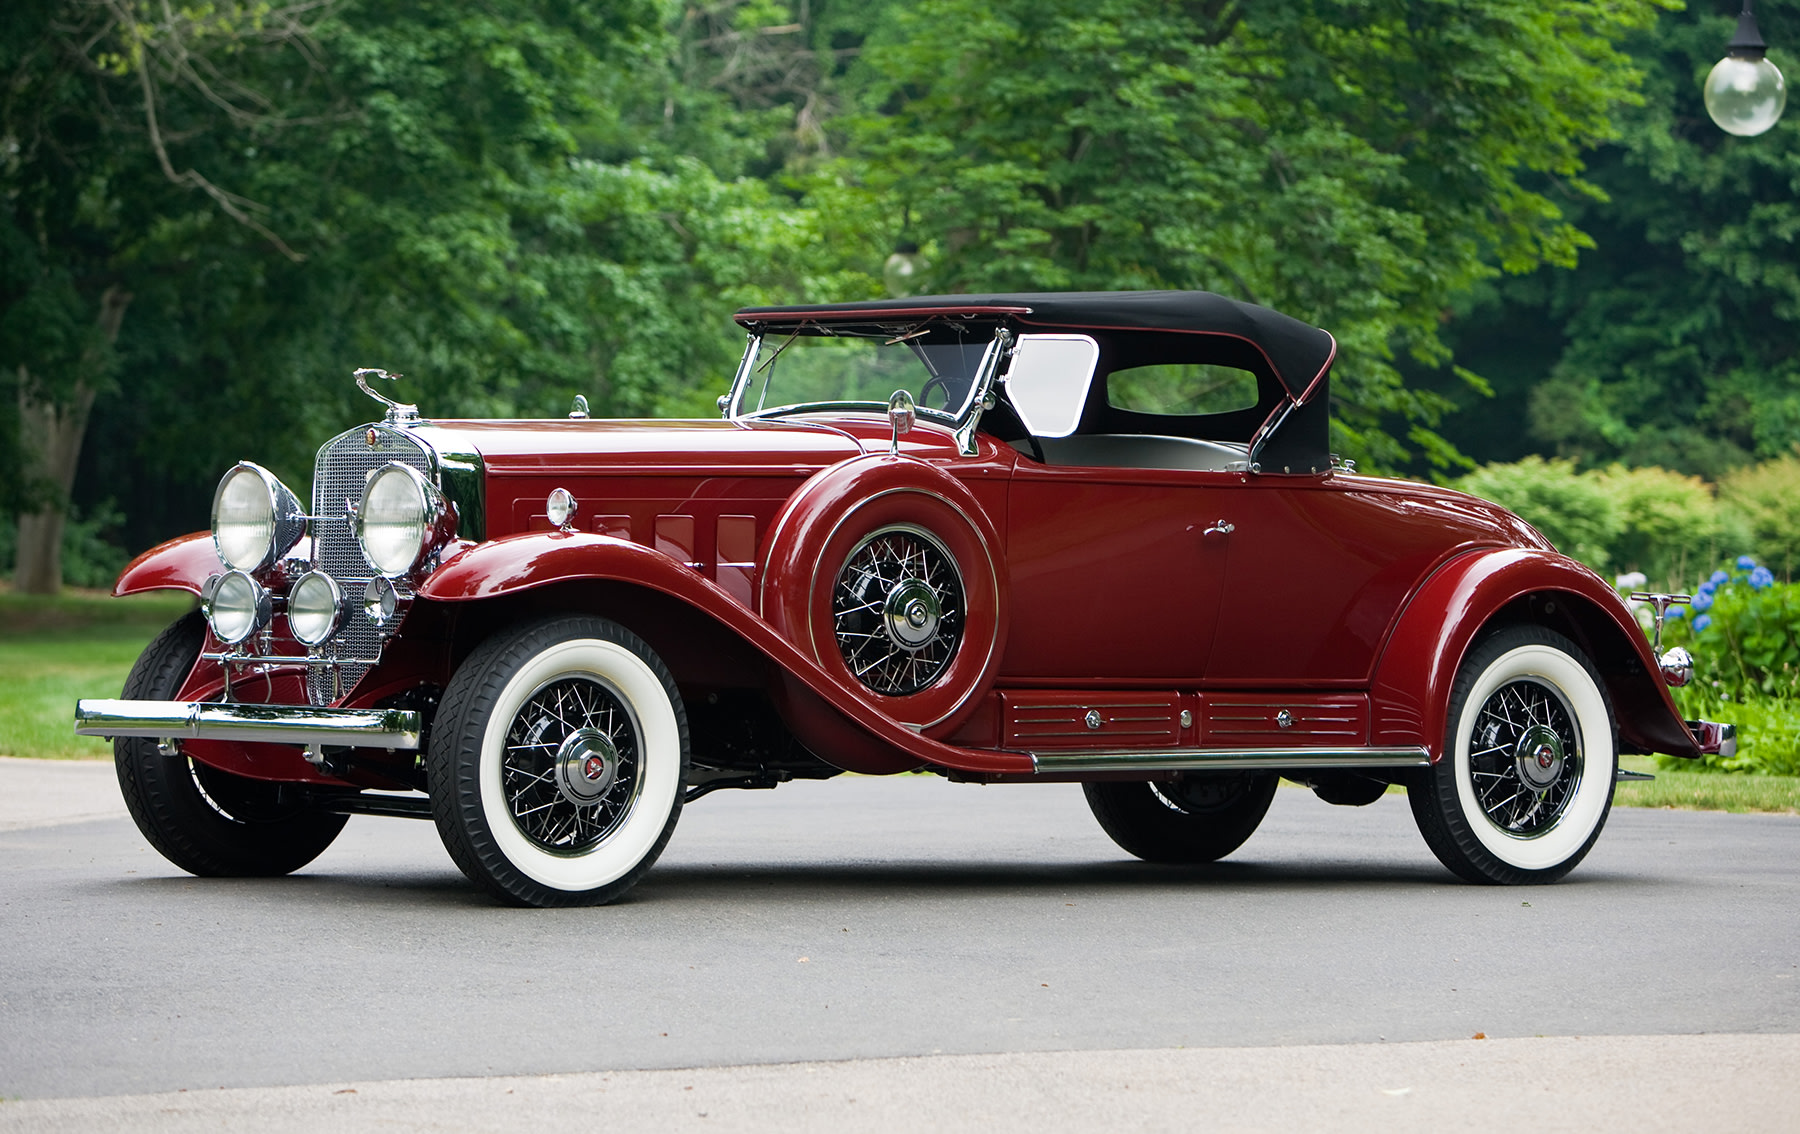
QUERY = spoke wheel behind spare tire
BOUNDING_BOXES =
[1083,773,1278,864]
[1409,625,1616,885]
[115,612,348,877]
[429,615,689,908]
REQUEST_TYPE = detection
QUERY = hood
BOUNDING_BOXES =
[430,417,865,476]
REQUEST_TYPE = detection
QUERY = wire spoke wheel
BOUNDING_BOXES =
[1467,678,1581,837]
[833,525,964,695]
[501,676,642,855]
[1409,626,1616,885]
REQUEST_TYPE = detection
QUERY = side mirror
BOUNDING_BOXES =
[1003,334,1100,438]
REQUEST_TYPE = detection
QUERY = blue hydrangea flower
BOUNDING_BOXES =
[1698,579,1717,596]
[1668,606,1686,619]
[1709,569,1730,586]
[1750,566,1775,589]
[1737,555,1757,569]
[1694,614,1712,632]
[1692,590,1714,612]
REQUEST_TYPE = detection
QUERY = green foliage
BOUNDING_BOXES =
[1424,1,1800,479]
[1652,555,1800,775]
[1592,462,1723,588]
[836,0,1668,471]
[0,503,129,590]
[1456,457,1623,569]
[1455,455,1726,586]
[1718,452,1800,579]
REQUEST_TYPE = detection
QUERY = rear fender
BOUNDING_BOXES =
[417,532,1032,775]
[114,533,224,597]
[1370,548,1699,759]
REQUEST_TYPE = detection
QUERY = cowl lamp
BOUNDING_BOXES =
[1704,3,1786,136]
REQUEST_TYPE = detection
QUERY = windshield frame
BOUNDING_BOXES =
[722,321,1004,430]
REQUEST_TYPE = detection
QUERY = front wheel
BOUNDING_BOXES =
[1083,773,1277,863]
[429,615,689,907]
[115,613,348,876]
[1409,625,1616,885]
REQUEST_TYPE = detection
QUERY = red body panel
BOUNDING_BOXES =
[417,531,1035,776]
[1368,548,1700,759]
[114,533,224,597]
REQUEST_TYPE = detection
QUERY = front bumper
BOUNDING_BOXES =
[1688,719,1737,759]
[74,699,421,750]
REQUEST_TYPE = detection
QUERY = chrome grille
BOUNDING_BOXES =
[307,426,433,705]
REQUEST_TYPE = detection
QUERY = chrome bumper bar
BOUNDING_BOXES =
[73,699,421,750]
[1031,745,1432,773]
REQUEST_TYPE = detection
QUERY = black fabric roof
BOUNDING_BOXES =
[733,290,1336,400]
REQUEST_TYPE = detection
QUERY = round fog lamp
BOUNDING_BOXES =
[363,576,404,629]
[203,569,271,645]
[546,487,577,528]
[288,571,345,646]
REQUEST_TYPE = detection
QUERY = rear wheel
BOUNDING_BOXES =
[429,615,688,907]
[1083,773,1277,863]
[1409,625,1616,885]
[115,613,348,877]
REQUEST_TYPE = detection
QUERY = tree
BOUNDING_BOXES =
[1418,1,1800,480]
[828,0,1667,470]
[5,0,852,582]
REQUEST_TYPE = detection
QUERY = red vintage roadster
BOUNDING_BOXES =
[75,291,1732,905]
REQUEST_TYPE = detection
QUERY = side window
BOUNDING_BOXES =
[1106,363,1260,416]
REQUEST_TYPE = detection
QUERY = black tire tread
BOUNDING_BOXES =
[1083,774,1277,864]
[114,612,347,877]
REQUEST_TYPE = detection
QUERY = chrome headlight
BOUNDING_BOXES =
[288,570,346,647]
[211,462,306,573]
[202,569,272,645]
[355,462,452,577]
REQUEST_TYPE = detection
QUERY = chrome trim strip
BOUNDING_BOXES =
[74,699,422,750]
[1029,745,1432,773]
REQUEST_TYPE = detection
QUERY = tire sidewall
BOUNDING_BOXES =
[1442,632,1616,878]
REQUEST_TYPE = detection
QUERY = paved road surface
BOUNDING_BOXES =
[2,758,1796,1129]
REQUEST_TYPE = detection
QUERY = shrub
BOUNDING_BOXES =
[1719,453,1800,581]
[1454,457,1621,571]
[1592,464,1722,590]
[1655,555,1800,776]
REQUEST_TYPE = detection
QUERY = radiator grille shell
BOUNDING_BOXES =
[307,426,434,705]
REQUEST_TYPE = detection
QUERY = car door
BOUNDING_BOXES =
[1000,462,1233,684]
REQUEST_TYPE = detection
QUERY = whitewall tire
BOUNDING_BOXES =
[430,616,688,907]
[1410,625,1616,884]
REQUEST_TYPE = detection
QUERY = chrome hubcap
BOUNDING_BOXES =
[554,727,620,805]
[1513,724,1565,792]
[882,578,942,650]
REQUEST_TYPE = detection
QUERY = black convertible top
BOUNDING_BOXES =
[734,290,1336,401]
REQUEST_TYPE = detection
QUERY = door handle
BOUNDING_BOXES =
[1203,521,1235,536]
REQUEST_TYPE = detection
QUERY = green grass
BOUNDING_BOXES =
[1614,755,1800,814]
[0,587,195,760]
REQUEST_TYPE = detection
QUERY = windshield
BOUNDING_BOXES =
[733,324,995,421]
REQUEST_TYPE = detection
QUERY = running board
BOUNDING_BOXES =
[1030,746,1432,773]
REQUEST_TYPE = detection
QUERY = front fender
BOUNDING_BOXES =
[416,531,1034,775]
[1370,548,1699,759]
[114,532,224,597]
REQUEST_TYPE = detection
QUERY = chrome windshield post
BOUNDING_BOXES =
[722,333,762,418]
[954,328,1013,457]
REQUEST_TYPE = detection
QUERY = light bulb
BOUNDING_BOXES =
[1705,54,1787,136]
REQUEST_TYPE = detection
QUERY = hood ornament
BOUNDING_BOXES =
[354,368,419,425]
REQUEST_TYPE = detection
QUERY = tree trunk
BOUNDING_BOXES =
[13,286,132,595]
